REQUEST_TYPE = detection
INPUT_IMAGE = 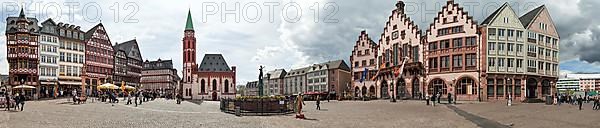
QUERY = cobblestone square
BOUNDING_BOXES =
[1,99,599,128]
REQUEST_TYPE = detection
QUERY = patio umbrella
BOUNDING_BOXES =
[588,91,598,96]
[125,86,136,91]
[13,85,36,89]
[97,83,119,90]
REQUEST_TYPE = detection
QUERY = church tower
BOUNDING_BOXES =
[183,9,197,83]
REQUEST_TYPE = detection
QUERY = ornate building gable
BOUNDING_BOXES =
[352,30,378,60]
[378,1,423,69]
[426,0,478,37]
[85,23,112,47]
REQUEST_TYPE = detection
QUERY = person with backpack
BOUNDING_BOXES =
[13,93,20,110]
[18,93,25,111]
[316,96,321,110]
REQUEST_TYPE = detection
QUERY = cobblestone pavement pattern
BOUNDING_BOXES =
[2,98,597,128]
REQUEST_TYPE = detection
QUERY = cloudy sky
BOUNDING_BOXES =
[1,0,599,84]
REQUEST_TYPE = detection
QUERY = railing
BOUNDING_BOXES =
[220,98,294,116]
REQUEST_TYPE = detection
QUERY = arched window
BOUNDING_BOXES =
[432,79,447,95]
[458,78,475,95]
[224,80,229,93]
[542,80,550,96]
[201,79,206,93]
[212,79,217,91]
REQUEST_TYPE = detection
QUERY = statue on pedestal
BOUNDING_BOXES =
[258,66,264,97]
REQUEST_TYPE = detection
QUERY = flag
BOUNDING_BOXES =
[360,68,368,83]
[394,67,400,77]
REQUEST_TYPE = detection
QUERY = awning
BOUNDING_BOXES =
[40,81,57,85]
[59,81,82,86]
[13,85,36,89]
[304,92,325,95]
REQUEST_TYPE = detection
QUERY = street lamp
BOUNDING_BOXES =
[20,79,24,96]
[452,78,456,104]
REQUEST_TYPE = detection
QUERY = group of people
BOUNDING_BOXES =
[4,93,26,111]
[556,94,600,111]
[425,92,444,106]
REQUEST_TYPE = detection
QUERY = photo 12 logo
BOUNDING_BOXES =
[1,1,139,23]
[199,2,339,23]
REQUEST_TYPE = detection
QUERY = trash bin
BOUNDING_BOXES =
[546,95,553,105]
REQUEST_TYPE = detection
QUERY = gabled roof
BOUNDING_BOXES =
[41,18,56,25]
[320,60,351,71]
[114,39,143,60]
[285,67,310,77]
[198,54,231,72]
[481,2,509,25]
[143,59,174,70]
[519,5,545,28]
[266,69,287,79]
[85,23,110,41]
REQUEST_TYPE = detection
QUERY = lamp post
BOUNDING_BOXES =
[452,78,456,104]
[20,79,24,96]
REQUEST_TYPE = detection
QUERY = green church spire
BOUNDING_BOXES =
[185,9,194,31]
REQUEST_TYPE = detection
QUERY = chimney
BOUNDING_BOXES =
[232,66,236,72]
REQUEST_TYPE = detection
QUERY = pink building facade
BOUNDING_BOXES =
[425,0,480,101]
[374,1,425,100]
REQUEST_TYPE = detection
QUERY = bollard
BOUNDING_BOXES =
[235,106,241,117]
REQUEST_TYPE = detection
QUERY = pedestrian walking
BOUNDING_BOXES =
[5,93,11,111]
[13,93,20,110]
[592,97,600,110]
[577,96,583,110]
[18,93,25,111]
[127,92,132,105]
[176,93,182,104]
[134,92,139,107]
[138,91,143,105]
[316,96,321,110]
[557,95,562,106]
[432,94,436,107]
[425,94,430,106]
[436,92,441,104]
[447,93,452,104]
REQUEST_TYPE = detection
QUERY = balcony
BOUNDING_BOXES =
[498,36,506,41]
[488,66,496,72]
[489,35,497,41]
[429,68,438,73]
[527,68,536,73]
[527,52,536,57]
[528,38,536,43]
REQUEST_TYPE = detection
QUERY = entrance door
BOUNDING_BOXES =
[212,92,217,101]
[526,79,538,98]
[381,81,389,99]
[412,78,420,99]
[396,79,406,99]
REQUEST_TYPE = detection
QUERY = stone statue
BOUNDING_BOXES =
[258,65,265,97]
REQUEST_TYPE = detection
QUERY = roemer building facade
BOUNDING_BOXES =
[348,0,559,102]
[425,0,480,101]
[374,1,425,100]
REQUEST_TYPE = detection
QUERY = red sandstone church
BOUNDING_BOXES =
[180,10,236,101]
